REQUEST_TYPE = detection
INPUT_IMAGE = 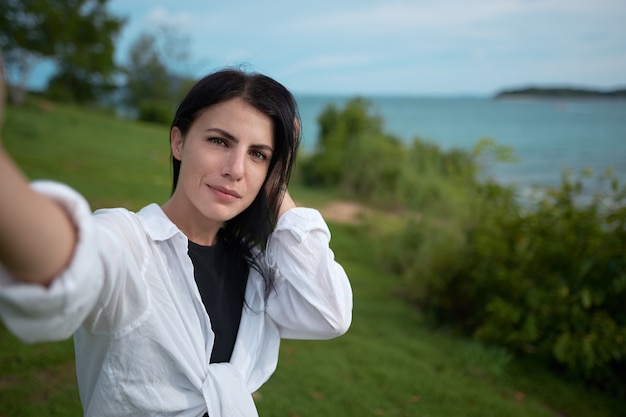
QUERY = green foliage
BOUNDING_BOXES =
[300,98,482,210]
[0,0,125,104]
[137,100,175,125]
[2,101,624,416]
[123,27,196,124]
[125,33,170,105]
[306,97,626,395]
[301,98,383,186]
[390,170,626,394]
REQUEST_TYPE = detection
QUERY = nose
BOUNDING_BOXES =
[222,149,245,180]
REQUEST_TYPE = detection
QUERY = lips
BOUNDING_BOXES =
[209,185,241,199]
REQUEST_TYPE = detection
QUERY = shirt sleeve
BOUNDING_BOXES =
[0,181,149,343]
[0,181,104,342]
[264,207,353,340]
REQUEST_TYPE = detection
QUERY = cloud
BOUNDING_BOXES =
[144,7,196,27]
[284,1,527,37]
[282,0,625,45]
[282,54,379,75]
[107,0,626,94]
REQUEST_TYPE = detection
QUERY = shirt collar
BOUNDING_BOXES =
[137,203,183,242]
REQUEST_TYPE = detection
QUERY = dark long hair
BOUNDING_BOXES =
[170,68,301,301]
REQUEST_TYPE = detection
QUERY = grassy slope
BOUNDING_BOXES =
[0,100,622,417]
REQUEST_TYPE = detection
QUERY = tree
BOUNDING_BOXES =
[302,98,387,186]
[123,26,196,124]
[124,33,172,116]
[0,0,125,104]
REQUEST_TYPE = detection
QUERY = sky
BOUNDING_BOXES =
[36,0,626,96]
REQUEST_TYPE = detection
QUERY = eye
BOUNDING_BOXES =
[208,137,227,146]
[250,150,268,161]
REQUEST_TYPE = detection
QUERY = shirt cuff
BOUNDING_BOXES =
[274,207,330,243]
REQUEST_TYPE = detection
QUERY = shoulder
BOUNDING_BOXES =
[94,207,142,232]
[93,207,152,258]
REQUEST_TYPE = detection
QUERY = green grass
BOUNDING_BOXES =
[4,100,172,210]
[1,100,623,417]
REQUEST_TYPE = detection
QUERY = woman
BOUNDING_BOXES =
[0,69,352,417]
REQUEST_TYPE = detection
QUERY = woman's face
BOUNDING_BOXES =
[170,97,274,225]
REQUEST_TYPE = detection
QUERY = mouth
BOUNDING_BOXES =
[209,185,241,200]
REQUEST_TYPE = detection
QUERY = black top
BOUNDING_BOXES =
[187,237,247,363]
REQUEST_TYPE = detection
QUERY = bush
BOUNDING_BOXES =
[137,101,173,125]
[302,95,626,394]
[392,170,626,394]
[300,98,480,210]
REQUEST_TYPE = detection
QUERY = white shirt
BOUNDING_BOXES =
[0,181,353,417]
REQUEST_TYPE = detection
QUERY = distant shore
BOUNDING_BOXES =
[494,87,626,100]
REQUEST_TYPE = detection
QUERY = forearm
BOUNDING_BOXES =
[0,146,76,285]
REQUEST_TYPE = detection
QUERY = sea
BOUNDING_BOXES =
[295,95,626,200]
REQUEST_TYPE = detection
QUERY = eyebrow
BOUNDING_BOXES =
[206,128,274,153]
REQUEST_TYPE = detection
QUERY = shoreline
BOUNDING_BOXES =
[493,87,626,100]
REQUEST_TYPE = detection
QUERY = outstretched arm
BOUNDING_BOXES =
[0,78,76,286]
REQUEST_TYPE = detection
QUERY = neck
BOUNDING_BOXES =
[161,198,222,246]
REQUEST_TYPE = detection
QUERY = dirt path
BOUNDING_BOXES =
[315,201,371,224]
